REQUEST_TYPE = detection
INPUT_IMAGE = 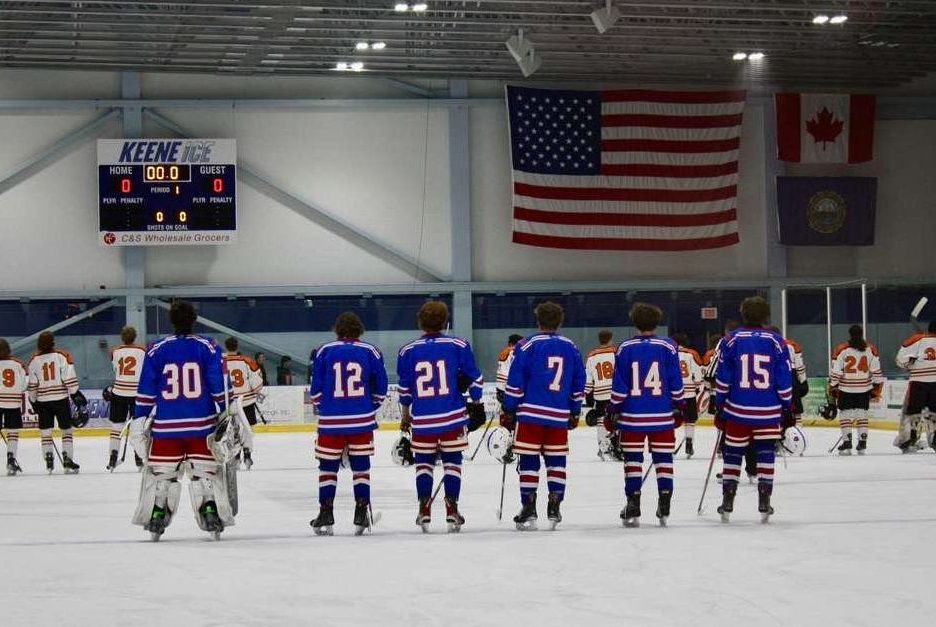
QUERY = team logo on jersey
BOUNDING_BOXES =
[807,190,847,234]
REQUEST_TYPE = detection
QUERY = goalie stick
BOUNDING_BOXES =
[911,297,928,333]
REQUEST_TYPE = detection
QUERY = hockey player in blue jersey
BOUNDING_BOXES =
[309,311,388,536]
[397,301,485,532]
[502,302,586,530]
[714,296,795,523]
[131,301,230,540]
[607,303,684,527]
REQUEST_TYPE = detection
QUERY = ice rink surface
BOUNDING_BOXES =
[1,426,933,627]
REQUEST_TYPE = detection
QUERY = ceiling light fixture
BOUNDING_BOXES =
[371,41,387,50]
[394,3,408,11]
[590,0,621,34]
[505,28,542,77]
[813,15,830,25]
[412,2,428,11]
[350,61,365,71]
[732,52,748,61]
[335,62,348,70]
[830,15,848,24]
[355,41,370,50]
[748,52,765,61]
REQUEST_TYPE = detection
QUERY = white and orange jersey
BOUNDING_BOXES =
[495,346,515,393]
[830,342,884,393]
[110,344,147,398]
[785,339,807,383]
[584,345,616,401]
[27,350,79,403]
[896,333,936,382]
[0,357,28,410]
[224,354,264,406]
[677,347,704,398]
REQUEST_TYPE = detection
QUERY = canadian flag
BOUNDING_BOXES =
[776,93,876,164]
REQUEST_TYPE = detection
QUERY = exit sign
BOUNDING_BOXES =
[701,307,719,320]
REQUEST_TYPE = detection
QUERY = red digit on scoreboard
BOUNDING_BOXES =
[121,178,132,193]
[213,178,224,193]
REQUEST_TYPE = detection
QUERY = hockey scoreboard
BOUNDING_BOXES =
[98,139,237,246]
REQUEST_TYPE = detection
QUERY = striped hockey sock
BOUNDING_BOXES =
[318,458,340,505]
[349,455,371,502]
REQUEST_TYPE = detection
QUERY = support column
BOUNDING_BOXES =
[449,79,473,340]
[763,96,787,279]
[121,71,147,336]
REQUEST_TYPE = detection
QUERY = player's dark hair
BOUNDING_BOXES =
[254,352,265,362]
[929,320,936,334]
[508,334,523,346]
[0,339,9,359]
[225,336,239,352]
[598,329,613,345]
[535,302,564,331]
[37,331,55,353]
[740,297,770,327]
[630,303,662,333]
[418,301,449,334]
[335,311,365,339]
[121,326,137,345]
[672,333,689,348]
[169,301,197,335]
[848,325,867,351]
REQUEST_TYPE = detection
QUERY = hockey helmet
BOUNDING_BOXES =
[782,425,807,456]
[585,408,602,427]
[486,426,515,463]
[102,386,114,403]
[391,435,415,466]
[72,405,91,429]
[819,402,838,421]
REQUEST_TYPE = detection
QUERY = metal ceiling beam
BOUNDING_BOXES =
[9,299,119,352]
[0,108,119,198]
[144,108,447,284]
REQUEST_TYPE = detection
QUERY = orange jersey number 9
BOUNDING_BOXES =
[231,370,246,388]
[2,369,15,387]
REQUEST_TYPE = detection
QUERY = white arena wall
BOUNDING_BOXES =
[0,69,935,290]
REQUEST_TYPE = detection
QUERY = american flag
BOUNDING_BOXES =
[507,86,746,251]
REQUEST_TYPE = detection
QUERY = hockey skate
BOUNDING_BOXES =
[243,449,254,471]
[717,484,736,523]
[310,500,334,536]
[445,497,465,533]
[416,497,432,533]
[900,429,920,454]
[656,490,672,527]
[6,452,21,476]
[856,434,868,455]
[353,499,374,536]
[758,484,774,523]
[45,451,54,474]
[546,492,562,530]
[513,492,538,531]
[62,454,80,475]
[199,501,224,540]
[144,506,169,542]
[106,450,119,472]
[621,492,641,528]
[837,434,853,456]
[685,438,694,459]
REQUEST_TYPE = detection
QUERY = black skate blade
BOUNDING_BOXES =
[548,519,560,531]
[720,512,730,523]
[760,512,772,524]
[447,522,462,533]
[419,522,430,534]
[312,526,334,537]
[623,518,640,528]
[149,532,162,542]
[657,516,668,527]
[211,531,222,541]
[515,520,537,532]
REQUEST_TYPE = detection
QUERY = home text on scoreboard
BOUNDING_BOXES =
[97,139,237,246]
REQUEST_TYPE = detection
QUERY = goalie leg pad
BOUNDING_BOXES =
[188,461,236,527]
[132,464,183,527]
[895,414,922,448]
[130,418,154,463]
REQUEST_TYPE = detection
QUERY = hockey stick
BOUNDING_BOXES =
[911,297,929,333]
[118,418,133,463]
[697,430,723,516]
[496,457,509,522]
[468,413,495,461]
[50,438,65,466]
[827,434,844,455]
[639,436,685,489]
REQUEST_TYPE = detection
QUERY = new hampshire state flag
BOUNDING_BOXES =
[777,177,877,245]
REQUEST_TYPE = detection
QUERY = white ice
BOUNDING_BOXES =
[1,427,933,627]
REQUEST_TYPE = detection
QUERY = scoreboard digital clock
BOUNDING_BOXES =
[97,139,237,246]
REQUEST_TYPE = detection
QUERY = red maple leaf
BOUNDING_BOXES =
[805,107,844,150]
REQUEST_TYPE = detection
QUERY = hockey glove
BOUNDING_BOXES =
[495,390,506,404]
[871,384,883,400]
[603,412,618,434]
[400,410,413,434]
[70,390,88,408]
[102,386,114,403]
[584,408,601,427]
[672,400,687,429]
[500,410,516,431]
[568,413,580,430]
[714,408,726,432]
[457,373,472,395]
[466,402,487,432]
[585,392,594,408]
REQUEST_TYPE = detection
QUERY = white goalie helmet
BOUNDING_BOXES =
[782,425,807,456]
[486,427,515,463]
